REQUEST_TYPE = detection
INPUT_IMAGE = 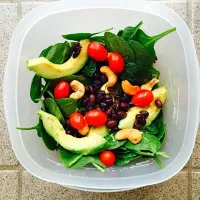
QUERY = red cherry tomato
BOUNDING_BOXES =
[69,112,86,130]
[85,109,107,127]
[108,53,125,73]
[87,42,108,61]
[100,151,116,166]
[132,90,154,107]
[54,81,70,99]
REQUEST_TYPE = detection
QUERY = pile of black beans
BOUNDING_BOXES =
[79,72,133,131]
[133,110,149,130]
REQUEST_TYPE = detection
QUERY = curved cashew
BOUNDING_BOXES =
[70,80,85,99]
[115,129,142,144]
[78,124,89,136]
[122,80,140,96]
[100,66,117,88]
[141,78,159,91]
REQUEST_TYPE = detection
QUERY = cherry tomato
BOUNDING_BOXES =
[132,89,154,107]
[108,53,125,73]
[54,81,70,99]
[100,151,116,166]
[85,109,107,127]
[69,112,86,130]
[87,42,108,61]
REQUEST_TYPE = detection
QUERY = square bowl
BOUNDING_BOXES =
[4,0,199,190]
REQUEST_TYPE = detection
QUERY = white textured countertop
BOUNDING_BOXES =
[0,0,200,199]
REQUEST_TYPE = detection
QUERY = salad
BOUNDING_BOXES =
[18,21,176,172]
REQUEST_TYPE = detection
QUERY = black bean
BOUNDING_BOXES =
[93,73,100,80]
[105,99,113,105]
[112,100,120,111]
[136,114,143,121]
[100,75,108,83]
[88,85,94,94]
[111,127,119,132]
[72,52,79,58]
[106,120,117,129]
[129,102,134,107]
[94,104,101,109]
[89,94,96,105]
[114,95,121,100]
[85,86,90,93]
[107,87,116,92]
[66,130,72,135]
[66,120,71,127]
[77,110,85,115]
[123,94,131,101]
[100,103,108,111]
[136,116,146,125]
[105,108,113,117]
[93,80,101,86]
[140,110,149,119]
[111,113,117,120]
[133,122,142,130]
[98,90,105,95]
[155,99,163,108]
[86,106,93,111]
[117,111,127,119]
[120,102,129,111]
[82,99,88,106]
[105,94,112,100]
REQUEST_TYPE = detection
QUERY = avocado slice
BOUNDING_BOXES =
[118,86,167,129]
[28,39,90,79]
[37,110,107,155]
[88,126,109,138]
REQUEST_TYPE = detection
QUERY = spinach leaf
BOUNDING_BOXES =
[156,151,169,159]
[39,45,52,57]
[105,133,127,150]
[71,155,106,172]
[56,98,77,117]
[129,40,154,67]
[121,21,143,42]
[120,63,160,85]
[156,124,166,140]
[30,74,42,103]
[153,155,164,168]
[17,119,57,150]
[59,147,83,167]
[160,131,167,145]
[46,90,55,99]
[115,155,141,166]
[45,42,71,64]
[117,30,124,37]
[91,36,105,44]
[104,32,135,63]
[62,28,113,41]
[60,148,106,172]
[45,98,65,125]
[134,151,154,157]
[135,27,176,59]
[82,59,96,77]
[125,133,161,154]
[116,152,137,159]
[49,75,89,90]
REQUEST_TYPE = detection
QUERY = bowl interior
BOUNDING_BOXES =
[17,8,188,179]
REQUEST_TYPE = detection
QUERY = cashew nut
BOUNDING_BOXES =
[70,80,85,99]
[141,78,159,91]
[100,66,117,88]
[115,129,142,144]
[122,80,140,96]
[78,124,89,136]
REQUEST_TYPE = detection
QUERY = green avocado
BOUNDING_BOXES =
[118,86,167,129]
[28,39,90,79]
[88,126,109,138]
[37,110,107,155]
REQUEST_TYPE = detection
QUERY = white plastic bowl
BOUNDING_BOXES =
[4,0,199,192]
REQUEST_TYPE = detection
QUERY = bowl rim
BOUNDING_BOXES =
[4,0,200,190]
